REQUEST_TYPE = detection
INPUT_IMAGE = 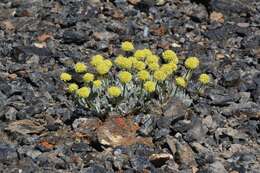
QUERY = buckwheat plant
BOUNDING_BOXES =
[60,42,211,115]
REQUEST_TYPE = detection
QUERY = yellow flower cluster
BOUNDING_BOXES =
[154,70,167,81]
[133,61,146,71]
[74,62,87,73]
[83,73,94,82]
[143,49,153,57]
[107,86,121,97]
[90,55,104,67]
[162,50,178,64]
[60,72,72,82]
[175,77,187,88]
[115,55,132,69]
[118,71,132,83]
[90,55,113,75]
[121,41,134,52]
[59,41,209,114]
[137,70,150,81]
[76,87,90,98]
[199,73,210,84]
[160,64,173,76]
[185,57,199,70]
[93,80,102,88]
[68,83,78,93]
[96,62,110,75]
[146,55,159,64]
[134,50,146,60]
[148,63,160,71]
[144,81,156,93]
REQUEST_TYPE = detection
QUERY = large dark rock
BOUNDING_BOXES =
[62,30,87,45]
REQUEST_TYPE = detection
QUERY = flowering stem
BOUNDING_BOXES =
[140,81,144,97]
[123,84,126,97]
[185,69,192,80]
[173,86,178,97]
[198,83,204,94]
[155,81,158,92]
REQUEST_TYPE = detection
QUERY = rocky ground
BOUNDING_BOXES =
[0,0,259,172]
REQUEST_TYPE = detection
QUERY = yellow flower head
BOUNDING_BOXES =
[96,62,110,75]
[74,62,87,73]
[76,87,90,98]
[129,56,138,64]
[60,72,72,82]
[83,73,94,82]
[160,64,173,76]
[168,62,178,72]
[93,80,102,88]
[146,55,159,64]
[114,55,132,69]
[162,50,178,63]
[134,50,146,60]
[68,83,78,93]
[137,70,150,81]
[154,70,167,81]
[175,77,187,88]
[144,81,156,93]
[148,62,160,71]
[104,59,113,68]
[121,41,134,52]
[133,61,146,71]
[114,55,124,66]
[107,86,121,97]
[199,73,210,84]
[118,71,132,83]
[90,55,104,67]
[143,48,153,57]
[185,57,199,70]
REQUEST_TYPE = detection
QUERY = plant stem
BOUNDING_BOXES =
[155,81,158,92]
[123,84,126,97]
[140,81,144,97]
[173,86,178,97]
[185,69,192,80]
[198,84,203,94]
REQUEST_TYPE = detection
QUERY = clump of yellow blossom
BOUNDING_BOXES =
[121,41,134,52]
[185,57,199,70]
[90,55,104,67]
[107,86,121,97]
[143,48,153,57]
[137,70,150,81]
[129,56,138,64]
[148,62,160,71]
[168,62,178,72]
[60,72,72,82]
[133,61,146,71]
[144,81,156,93]
[76,87,90,98]
[175,77,187,88]
[104,59,113,68]
[160,64,173,76]
[154,70,167,81]
[74,62,87,73]
[83,73,94,82]
[162,50,178,63]
[96,62,110,75]
[134,50,146,60]
[118,71,132,83]
[93,80,102,88]
[114,55,132,69]
[68,83,78,93]
[146,55,159,64]
[199,73,210,85]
